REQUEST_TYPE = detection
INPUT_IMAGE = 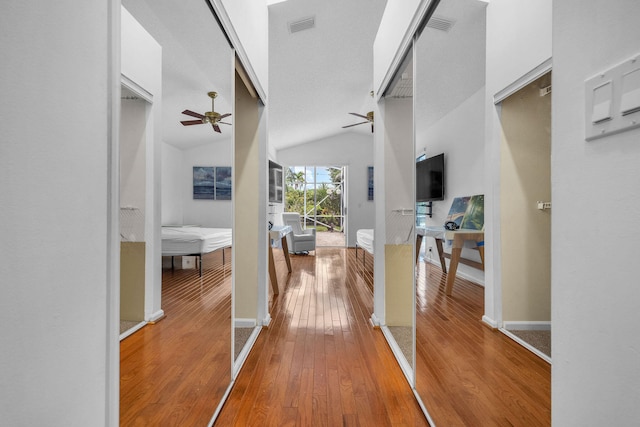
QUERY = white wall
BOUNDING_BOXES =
[418,88,485,285]
[276,132,375,247]
[181,140,233,228]
[161,142,183,225]
[552,0,640,424]
[484,0,552,326]
[0,1,114,425]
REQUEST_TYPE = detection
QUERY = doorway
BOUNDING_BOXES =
[285,165,346,247]
[499,71,552,361]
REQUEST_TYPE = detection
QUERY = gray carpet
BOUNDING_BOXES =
[235,327,254,359]
[510,330,551,357]
[120,320,141,335]
[388,326,413,364]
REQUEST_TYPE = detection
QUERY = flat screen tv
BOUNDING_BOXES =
[416,153,445,202]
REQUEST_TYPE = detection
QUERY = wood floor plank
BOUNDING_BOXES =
[218,248,427,426]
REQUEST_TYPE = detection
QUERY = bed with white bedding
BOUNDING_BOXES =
[162,226,232,275]
[356,229,374,265]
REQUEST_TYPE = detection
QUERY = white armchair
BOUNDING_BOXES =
[282,212,316,254]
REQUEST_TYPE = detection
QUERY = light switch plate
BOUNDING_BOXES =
[585,53,640,141]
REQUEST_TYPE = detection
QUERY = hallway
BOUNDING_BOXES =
[217,247,428,426]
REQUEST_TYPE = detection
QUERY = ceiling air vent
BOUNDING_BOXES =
[426,15,455,32]
[288,16,316,34]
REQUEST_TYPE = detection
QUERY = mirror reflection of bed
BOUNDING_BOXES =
[118,0,235,424]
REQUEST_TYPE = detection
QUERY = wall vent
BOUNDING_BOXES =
[289,16,316,34]
[426,15,455,32]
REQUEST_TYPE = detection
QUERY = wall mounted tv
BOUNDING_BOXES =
[416,153,445,202]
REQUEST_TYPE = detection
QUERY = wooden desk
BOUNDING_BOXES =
[268,225,292,295]
[443,229,484,296]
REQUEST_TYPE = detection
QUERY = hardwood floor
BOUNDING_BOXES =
[120,249,232,427]
[415,261,551,426]
[120,247,550,426]
[216,247,428,426]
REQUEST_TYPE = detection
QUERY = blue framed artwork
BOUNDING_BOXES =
[193,166,232,200]
[367,166,374,201]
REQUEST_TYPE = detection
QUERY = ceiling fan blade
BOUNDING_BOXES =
[342,121,368,129]
[181,120,203,126]
[348,112,370,120]
[218,121,232,125]
[219,113,232,119]
[212,123,222,133]
[182,109,205,119]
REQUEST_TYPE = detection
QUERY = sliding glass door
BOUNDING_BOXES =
[285,165,346,247]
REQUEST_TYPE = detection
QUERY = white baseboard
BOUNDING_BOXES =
[482,315,498,329]
[233,326,262,377]
[500,328,552,364]
[119,321,147,341]
[261,314,272,327]
[424,257,484,286]
[234,318,257,328]
[503,321,551,331]
[147,309,165,323]
[369,313,381,327]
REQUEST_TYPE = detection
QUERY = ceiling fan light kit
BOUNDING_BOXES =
[180,91,232,133]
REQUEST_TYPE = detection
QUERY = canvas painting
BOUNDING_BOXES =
[445,196,470,227]
[193,166,215,200]
[460,194,484,230]
[193,166,232,200]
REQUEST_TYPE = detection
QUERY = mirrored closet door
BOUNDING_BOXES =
[120,0,234,424]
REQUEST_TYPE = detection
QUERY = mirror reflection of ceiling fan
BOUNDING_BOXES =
[180,91,231,133]
[342,111,374,133]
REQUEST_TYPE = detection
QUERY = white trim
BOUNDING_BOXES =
[119,321,147,341]
[233,326,262,377]
[234,318,257,328]
[482,315,499,329]
[503,320,551,331]
[120,73,154,103]
[500,328,552,364]
[423,257,485,286]
[208,0,267,103]
[207,381,235,427]
[493,57,553,104]
[106,1,121,425]
[369,313,381,327]
[147,309,165,323]
[412,389,438,427]
[261,314,272,327]
[375,0,437,101]
[381,326,414,387]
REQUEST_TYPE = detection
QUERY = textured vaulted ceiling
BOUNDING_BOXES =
[267,0,387,150]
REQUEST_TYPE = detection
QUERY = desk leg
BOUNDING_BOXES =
[415,234,423,264]
[445,246,462,296]
[435,238,447,273]
[281,236,292,273]
[268,245,279,295]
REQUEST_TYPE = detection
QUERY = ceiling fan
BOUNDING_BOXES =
[180,91,231,133]
[342,111,374,133]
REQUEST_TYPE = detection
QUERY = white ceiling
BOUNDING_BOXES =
[122,0,486,152]
[267,0,387,150]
